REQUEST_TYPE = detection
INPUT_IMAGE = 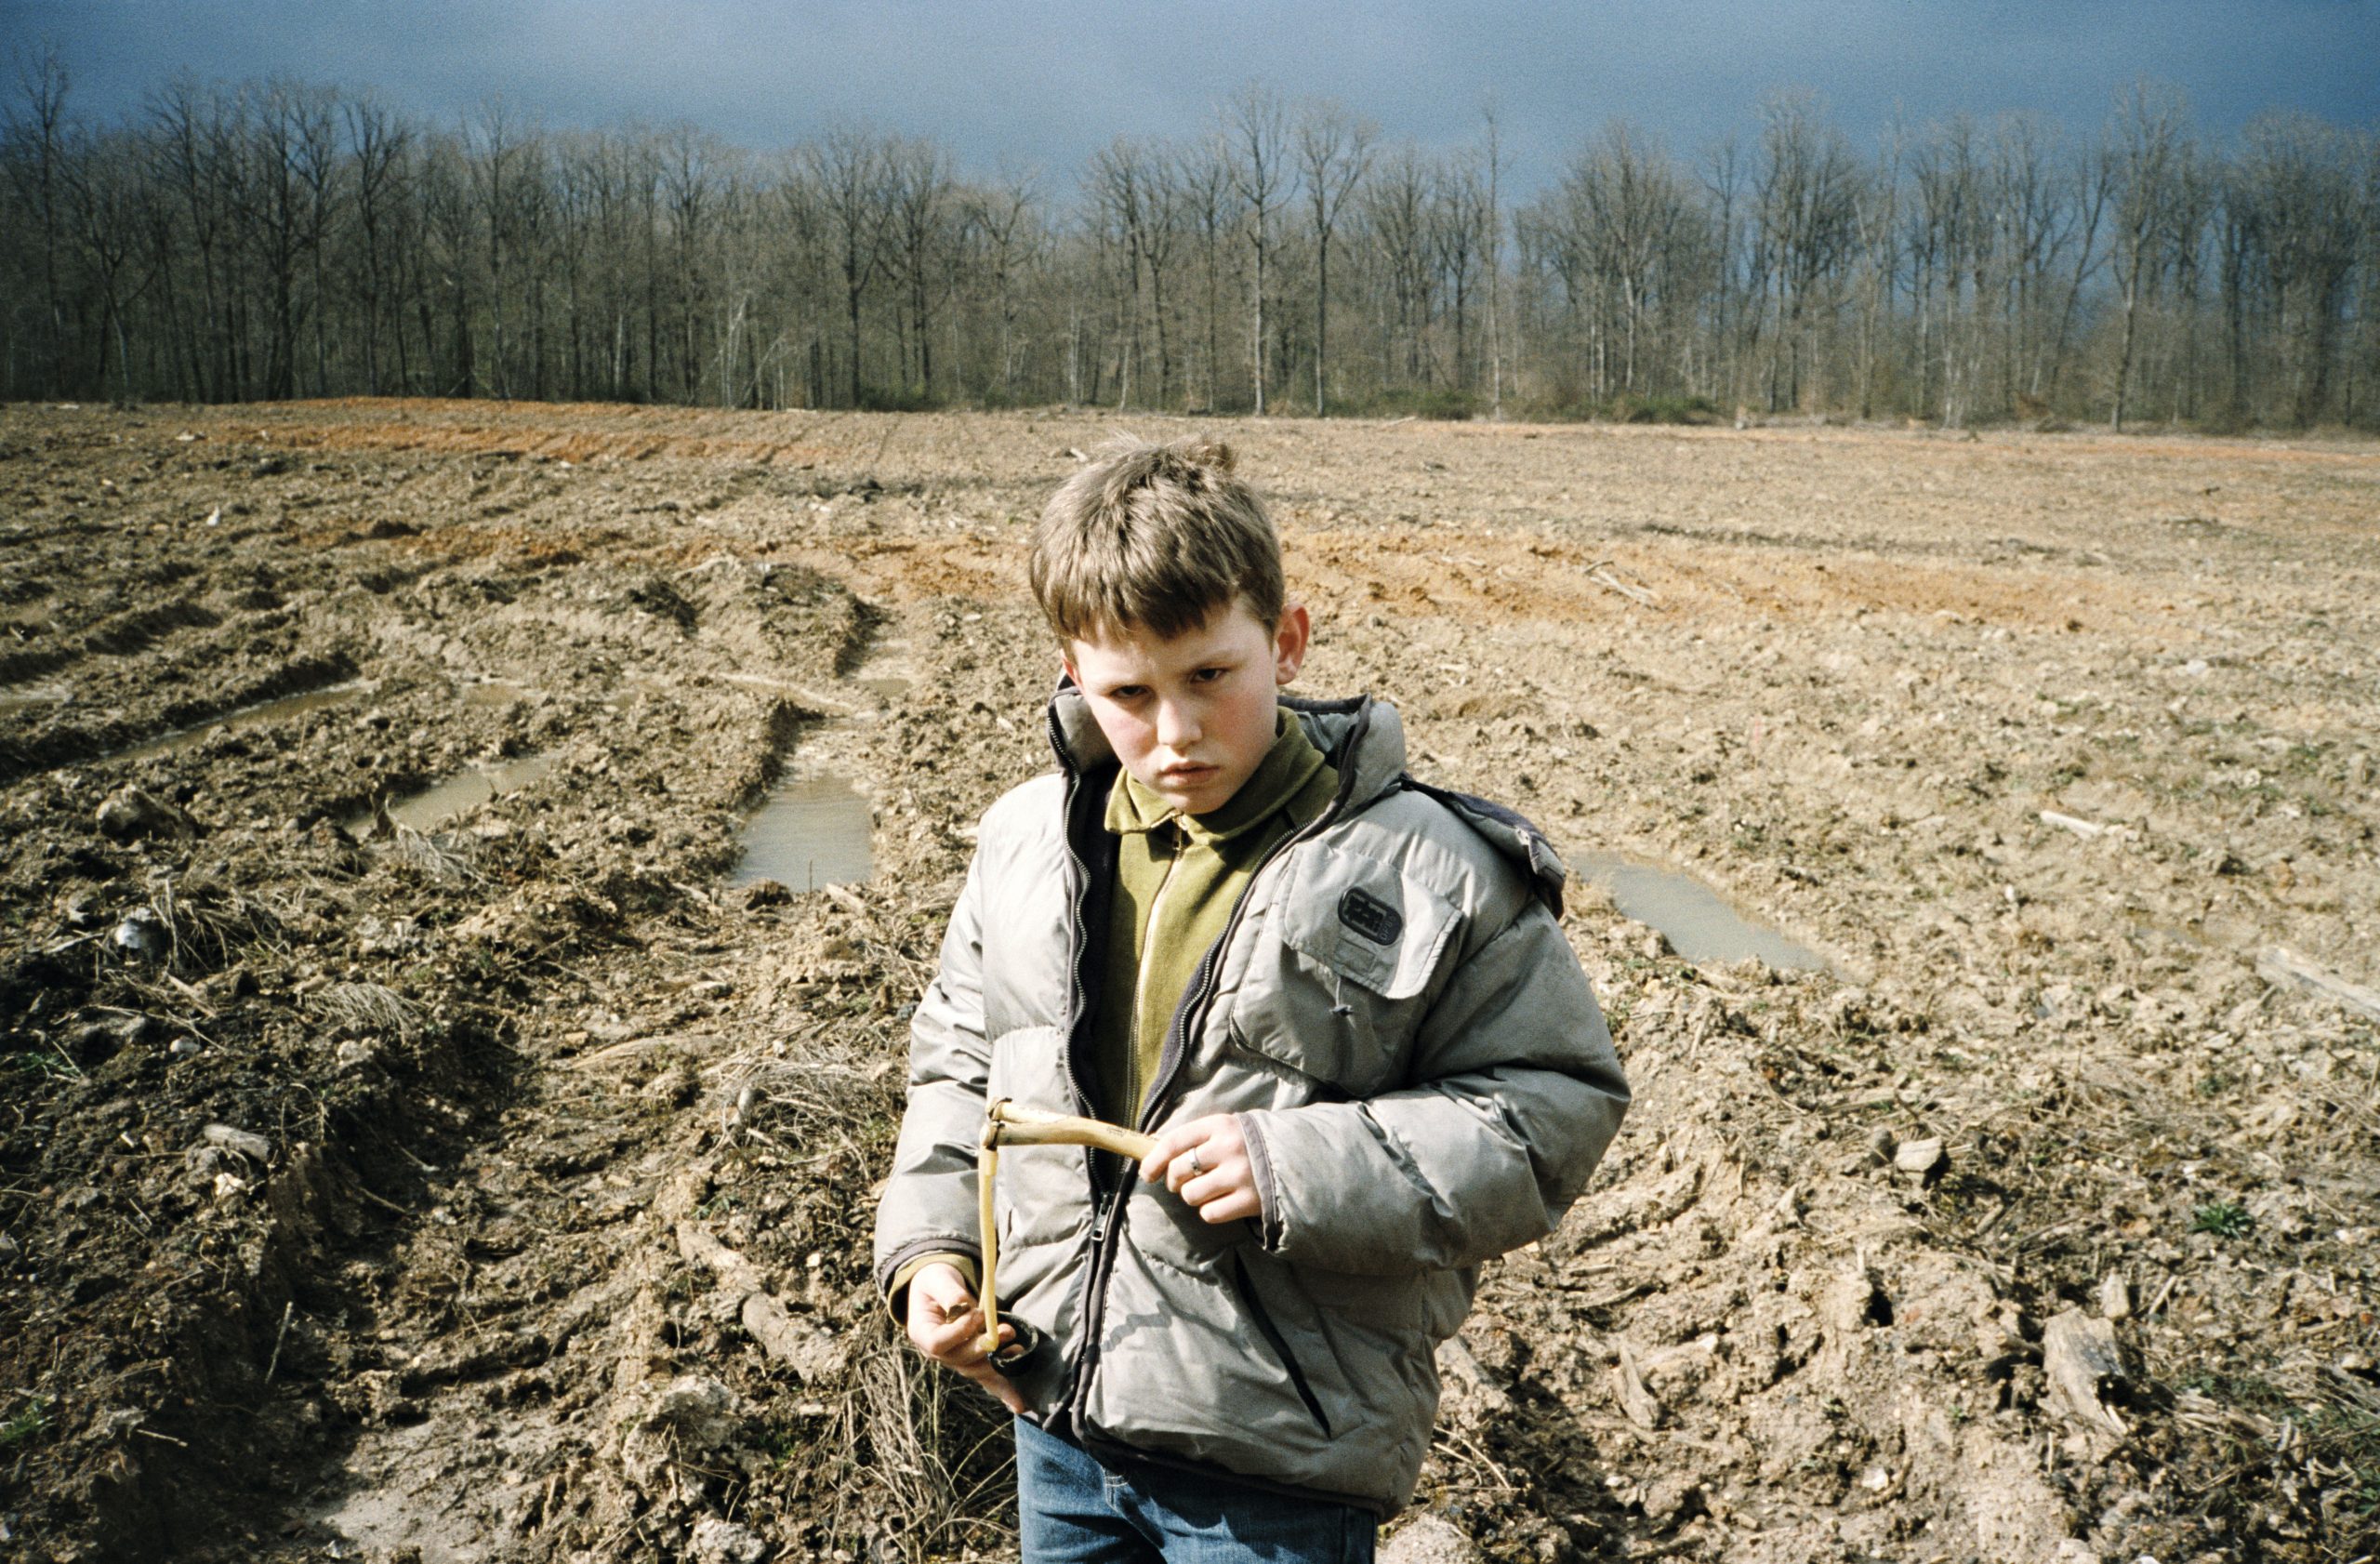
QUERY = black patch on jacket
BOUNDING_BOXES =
[1338,886,1404,946]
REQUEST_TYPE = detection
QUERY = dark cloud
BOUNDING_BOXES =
[5,0,2373,191]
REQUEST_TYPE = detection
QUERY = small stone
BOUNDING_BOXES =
[690,1518,768,1564]
[201,1123,271,1162]
[642,1375,740,1451]
[737,879,791,909]
[96,784,196,842]
[1641,1472,1706,1526]
[641,1062,699,1105]
[335,1040,377,1070]
[1382,1516,1487,1564]
[168,1037,203,1058]
[1867,1126,1898,1164]
[1894,1136,1947,1175]
[112,908,168,961]
[2099,1272,2133,1320]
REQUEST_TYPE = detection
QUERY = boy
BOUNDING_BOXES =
[873,438,1629,1560]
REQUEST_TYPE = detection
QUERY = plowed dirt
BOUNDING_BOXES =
[2,401,2374,1564]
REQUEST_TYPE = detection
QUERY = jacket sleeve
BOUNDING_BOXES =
[872,844,994,1306]
[1236,903,1630,1276]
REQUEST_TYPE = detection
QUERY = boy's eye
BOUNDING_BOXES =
[1192,667,1227,683]
[1109,684,1148,701]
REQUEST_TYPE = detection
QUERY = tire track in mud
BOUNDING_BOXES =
[282,612,962,1564]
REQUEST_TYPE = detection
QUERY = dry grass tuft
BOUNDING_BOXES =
[151,872,288,970]
[310,981,424,1040]
[387,822,484,886]
[714,1025,904,1157]
[835,1336,1014,1561]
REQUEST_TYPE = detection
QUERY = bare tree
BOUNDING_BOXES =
[1480,99,1507,418]
[147,73,239,398]
[5,45,71,395]
[2239,113,2367,426]
[885,135,954,400]
[1430,152,1489,392]
[342,92,410,394]
[60,125,156,402]
[807,126,891,407]
[1176,134,1240,409]
[2106,82,2188,431]
[1752,92,1861,412]
[1557,123,1695,398]
[1363,143,1435,388]
[1298,99,1374,414]
[966,165,1041,402]
[1087,137,1165,408]
[1223,84,1291,414]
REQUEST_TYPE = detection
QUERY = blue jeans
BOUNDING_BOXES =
[1015,1417,1376,1564]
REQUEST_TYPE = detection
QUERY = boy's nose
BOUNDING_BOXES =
[1155,697,1201,749]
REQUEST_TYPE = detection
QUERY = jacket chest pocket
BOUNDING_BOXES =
[1227,842,1461,1096]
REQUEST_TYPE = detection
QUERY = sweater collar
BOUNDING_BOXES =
[1104,711,1328,842]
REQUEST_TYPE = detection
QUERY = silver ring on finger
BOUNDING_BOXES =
[1186,1146,1205,1177]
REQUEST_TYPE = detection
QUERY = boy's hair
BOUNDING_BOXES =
[1029,437,1284,643]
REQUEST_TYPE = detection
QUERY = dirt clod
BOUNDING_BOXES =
[95,783,195,841]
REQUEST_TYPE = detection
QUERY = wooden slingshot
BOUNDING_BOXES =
[978,1099,1156,1359]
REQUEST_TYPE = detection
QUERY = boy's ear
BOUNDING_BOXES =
[1273,603,1311,686]
[1058,643,1079,689]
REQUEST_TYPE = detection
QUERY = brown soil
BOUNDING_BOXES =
[2,401,2373,1564]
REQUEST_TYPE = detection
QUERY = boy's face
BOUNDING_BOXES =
[1062,599,1311,818]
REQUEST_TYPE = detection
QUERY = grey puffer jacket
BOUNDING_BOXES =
[873,688,1629,1516]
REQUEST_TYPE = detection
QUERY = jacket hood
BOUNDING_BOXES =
[1047,682,1409,813]
[1047,681,1566,914]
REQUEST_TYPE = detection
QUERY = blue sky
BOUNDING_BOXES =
[7,1,2374,192]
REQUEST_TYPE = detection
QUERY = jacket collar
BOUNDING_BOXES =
[1049,681,1408,813]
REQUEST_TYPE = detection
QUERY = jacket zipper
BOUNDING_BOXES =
[1056,699,1374,1437]
[1049,699,1127,1435]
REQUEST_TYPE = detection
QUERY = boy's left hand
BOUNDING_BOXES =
[1142,1114,1261,1225]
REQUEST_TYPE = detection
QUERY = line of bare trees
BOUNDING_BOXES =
[5,52,2373,430]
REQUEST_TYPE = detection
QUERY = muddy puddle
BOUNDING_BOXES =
[347,751,555,834]
[731,772,876,889]
[726,639,909,889]
[1576,849,1831,971]
[108,680,374,762]
[460,678,535,707]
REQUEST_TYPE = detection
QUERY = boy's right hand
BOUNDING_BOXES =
[905,1262,1026,1413]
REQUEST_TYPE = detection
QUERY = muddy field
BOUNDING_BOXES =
[2,399,2374,1564]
